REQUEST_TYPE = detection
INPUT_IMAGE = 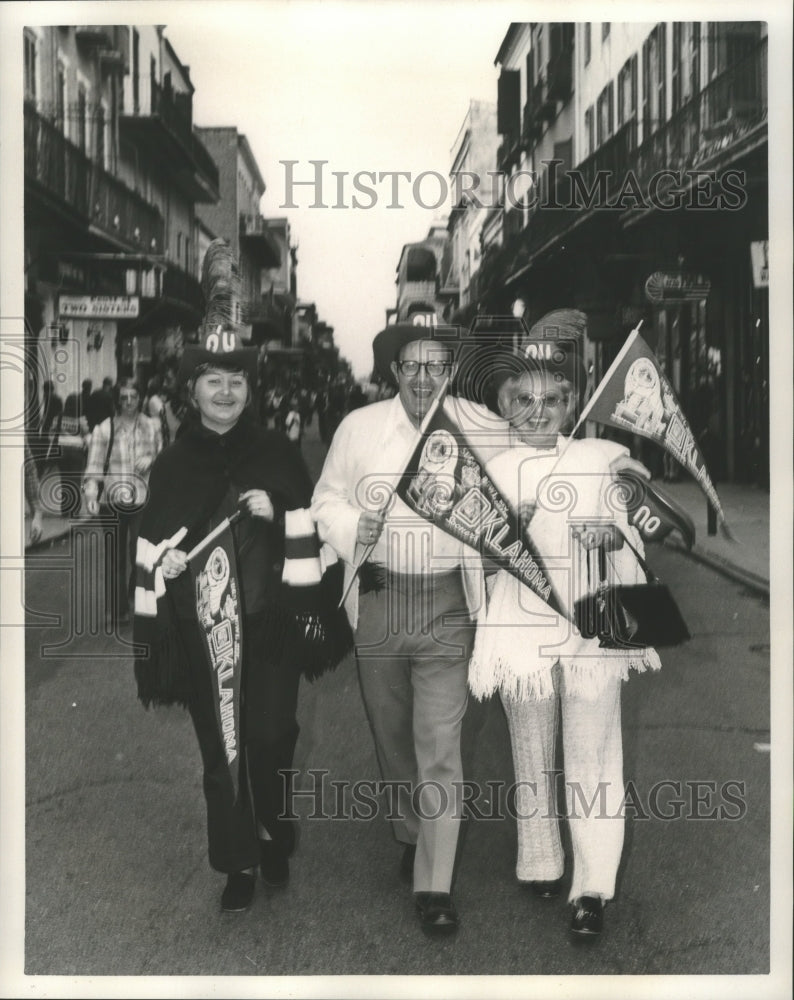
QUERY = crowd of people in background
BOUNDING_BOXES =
[24,362,392,547]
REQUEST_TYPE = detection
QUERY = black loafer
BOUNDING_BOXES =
[527,878,564,898]
[400,843,416,883]
[220,871,255,912]
[415,892,459,936]
[570,895,604,938]
[259,840,289,888]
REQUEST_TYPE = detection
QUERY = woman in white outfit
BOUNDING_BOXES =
[468,330,660,940]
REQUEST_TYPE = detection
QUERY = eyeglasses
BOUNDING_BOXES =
[395,360,452,378]
[119,393,139,401]
[512,391,570,410]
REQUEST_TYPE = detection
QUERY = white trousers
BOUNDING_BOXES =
[501,676,625,902]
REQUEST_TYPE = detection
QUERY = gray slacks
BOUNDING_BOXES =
[355,569,475,893]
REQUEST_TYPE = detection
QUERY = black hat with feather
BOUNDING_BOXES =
[178,239,259,387]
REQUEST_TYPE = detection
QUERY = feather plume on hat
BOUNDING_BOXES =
[178,239,259,385]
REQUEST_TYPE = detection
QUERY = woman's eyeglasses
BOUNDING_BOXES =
[395,360,451,378]
[512,391,569,410]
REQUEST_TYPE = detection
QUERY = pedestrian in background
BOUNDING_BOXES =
[284,395,302,449]
[466,312,660,941]
[55,386,90,516]
[85,376,115,431]
[24,440,44,545]
[143,374,171,448]
[82,377,162,625]
[38,379,63,474]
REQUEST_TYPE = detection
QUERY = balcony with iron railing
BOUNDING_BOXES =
[631,36,767,198]
[239,213,282,268]
[547,40,574,103]
[25,104,165,253]
[121,75,219,202]
[526,76,557,127]
[503,38,767,274]
[161,262,204,315]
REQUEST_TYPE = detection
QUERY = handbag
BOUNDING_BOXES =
[574,529,690,649]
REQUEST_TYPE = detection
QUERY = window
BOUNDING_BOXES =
[24,30,37,102]
[55,60,66,134]
[672,22,701,111]
[184,236,190,272]
[177,233,182,259]
[642,24,667,140]
[584,23,591,65]
[132,29,140,112]
[596,82,614,147]
[618,55,638,126]
[77,86,87,153]
[602,22,610,42]
[96,103,106,167]
[584,105,594,157]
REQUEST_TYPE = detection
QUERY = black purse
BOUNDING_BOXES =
[574,530,690,650]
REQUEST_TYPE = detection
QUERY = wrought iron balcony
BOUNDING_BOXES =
[239,213,282,268]
[121,76,220,202]
[547,42,573,103]
[25,104,164,253]
[526,76,557,127]
[632,36,767,190]
[497,132,521,172]
[75,26,115,48]
[161,262,204,315]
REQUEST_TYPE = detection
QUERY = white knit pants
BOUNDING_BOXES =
[501,677,625,902]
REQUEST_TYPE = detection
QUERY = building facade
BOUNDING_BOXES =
[24,24,220,418]
[446,99,500,316]
[482,20,768,485]
[194,126,283,341]
[389,221,454,329]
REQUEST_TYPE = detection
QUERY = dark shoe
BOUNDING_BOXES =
[527,878,564,898]
[415,892,459,936]
[259,839,289,888]
[570,895,604,938]
[400,843,416,883]
[220,871,255,912]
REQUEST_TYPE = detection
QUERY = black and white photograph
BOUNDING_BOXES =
[1,1,791,997]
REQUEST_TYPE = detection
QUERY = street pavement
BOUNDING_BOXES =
[9,416,783,994]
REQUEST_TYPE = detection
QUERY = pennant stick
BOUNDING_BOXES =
[186,508,245,563]
[337,377,452,609]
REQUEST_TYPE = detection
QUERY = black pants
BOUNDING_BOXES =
[181,614,301,874]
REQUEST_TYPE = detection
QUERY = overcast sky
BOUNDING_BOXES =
[166,2,508,378]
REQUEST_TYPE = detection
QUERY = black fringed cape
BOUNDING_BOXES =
[132,412,353,707]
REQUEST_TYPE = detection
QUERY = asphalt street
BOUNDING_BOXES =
[18,421,771,986]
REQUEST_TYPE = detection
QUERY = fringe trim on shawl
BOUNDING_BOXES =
[469,646,661,704]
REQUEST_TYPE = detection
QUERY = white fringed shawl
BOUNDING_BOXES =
[469,437,661,703]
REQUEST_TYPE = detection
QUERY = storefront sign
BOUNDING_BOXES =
[644,271,711,304]
[59,295,140,319]
[750,241,769,289]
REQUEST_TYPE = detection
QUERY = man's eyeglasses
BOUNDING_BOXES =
[395,360,452,378]
[119,393,139,401]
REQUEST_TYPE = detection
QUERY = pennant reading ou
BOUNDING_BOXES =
[395,406,566,617]
[583,330,727,526]
[193,531,243,800]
